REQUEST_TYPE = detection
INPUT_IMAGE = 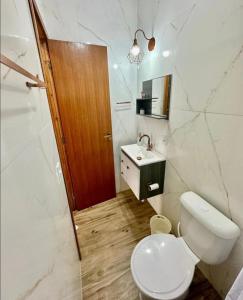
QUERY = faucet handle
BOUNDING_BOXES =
[148,142,153,151]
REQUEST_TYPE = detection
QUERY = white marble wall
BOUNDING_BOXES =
[36,0,138,192]
[137,0,243,297]
[1,0,81,299]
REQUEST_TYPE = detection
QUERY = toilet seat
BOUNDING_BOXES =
[131,234,199,300]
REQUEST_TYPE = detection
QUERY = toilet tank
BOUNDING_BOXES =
[180,192,240,265]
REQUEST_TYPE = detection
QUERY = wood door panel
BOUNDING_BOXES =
[48,40,116,210]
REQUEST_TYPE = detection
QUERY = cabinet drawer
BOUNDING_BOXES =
[120,162,127,180]
[126,157,139,177]
[126,158,140,199]
[120,151,127,180]
[121,151,127,165]
[120,151,140,198]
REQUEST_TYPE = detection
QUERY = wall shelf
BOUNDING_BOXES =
[136,98,167,119]
[136,114,167,120]
[136,98,152,115]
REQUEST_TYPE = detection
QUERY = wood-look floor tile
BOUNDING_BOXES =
[74,190,221,300]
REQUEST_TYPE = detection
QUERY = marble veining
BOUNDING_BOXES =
[204,113,232,218]
[117,0,133,40]
[2,50,27,80]
[175,3,197,38]
[17,263,55,300]
[137,0,243,297]
[76,22,110,47]
[205,44,243,113]
[174,66,193,111]
[1,0,81,299]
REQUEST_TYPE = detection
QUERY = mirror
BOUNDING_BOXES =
[137,74,172,120]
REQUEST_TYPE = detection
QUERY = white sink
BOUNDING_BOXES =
[121,144,165,166]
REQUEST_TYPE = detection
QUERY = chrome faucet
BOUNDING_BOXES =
[139,134,152,151]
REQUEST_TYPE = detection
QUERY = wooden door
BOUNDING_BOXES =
[48,40,116,210]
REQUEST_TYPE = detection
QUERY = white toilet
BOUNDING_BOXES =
[131,192,240,300]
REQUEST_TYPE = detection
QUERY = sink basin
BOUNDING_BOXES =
[121,144,165,166]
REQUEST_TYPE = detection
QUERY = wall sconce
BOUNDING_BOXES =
[128,29,155,64]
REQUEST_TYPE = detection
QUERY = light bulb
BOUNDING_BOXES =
[130,44,140,56]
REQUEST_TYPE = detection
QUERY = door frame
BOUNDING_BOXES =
[28,0,81,260]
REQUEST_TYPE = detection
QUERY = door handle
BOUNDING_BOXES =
[104,133,112,140]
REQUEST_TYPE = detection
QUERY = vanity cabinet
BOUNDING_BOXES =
[121,150,166,200]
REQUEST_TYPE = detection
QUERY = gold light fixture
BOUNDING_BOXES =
[128,29,155,64]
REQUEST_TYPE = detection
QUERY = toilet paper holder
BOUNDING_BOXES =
[148,183,160,191]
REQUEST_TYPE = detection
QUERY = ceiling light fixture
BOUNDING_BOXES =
[128,29,155,64]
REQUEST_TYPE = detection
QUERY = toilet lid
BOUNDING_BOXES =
[131,234,196,299]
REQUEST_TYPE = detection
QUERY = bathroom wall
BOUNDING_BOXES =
[36,0,138,192]
[137,0,243,297]
[1,0,81,299]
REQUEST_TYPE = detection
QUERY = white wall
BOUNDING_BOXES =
[137,0,243,297]
[36,0,138,192]
[2,0,242,298]
[1,0,81,299]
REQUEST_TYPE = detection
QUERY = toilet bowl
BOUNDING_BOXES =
[131,234,199,300]
[131,192,240,300]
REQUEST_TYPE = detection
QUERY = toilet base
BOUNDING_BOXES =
[138,288,189,300]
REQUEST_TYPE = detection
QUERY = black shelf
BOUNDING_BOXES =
[136,97,158,100]
[136,114,167,120]
[136,98,152,115]
[136,98,167,119]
